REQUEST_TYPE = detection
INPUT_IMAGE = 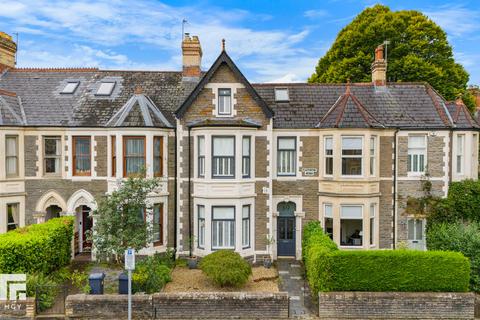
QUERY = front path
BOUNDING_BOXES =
[277,259,317,318]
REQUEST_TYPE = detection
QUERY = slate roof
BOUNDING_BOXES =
[253,83,468,129]
[0,69,198,127]
[0,61,477,130]
[446,100,479,129]
[316,84,384,129]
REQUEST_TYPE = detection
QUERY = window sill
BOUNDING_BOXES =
[340,245,364,249]
[340,175,364,179]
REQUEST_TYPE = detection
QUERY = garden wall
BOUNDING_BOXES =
[65,292,289,319]
[318,292,475,320]
[0,298,35,320]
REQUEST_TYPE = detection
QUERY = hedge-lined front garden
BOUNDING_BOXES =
[0,217,74,274]
[303,221,470,294]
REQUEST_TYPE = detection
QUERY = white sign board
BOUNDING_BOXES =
[125,248,135,271]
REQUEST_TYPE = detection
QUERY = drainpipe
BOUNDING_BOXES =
[188,127,192,257]
[392,128,399,249]
[173,128,178,259]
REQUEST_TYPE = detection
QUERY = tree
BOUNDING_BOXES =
[91,174,159,262]
[309,4,474,111]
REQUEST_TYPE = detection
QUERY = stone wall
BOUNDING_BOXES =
[318,292,475,320]
[65,292,288,319]
[94,136,107,177]
[0,298,35,320]
[24,135,38,177]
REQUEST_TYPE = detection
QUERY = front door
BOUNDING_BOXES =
[277,216,295,256]
[407,218,425,250]
[81,206,93,252]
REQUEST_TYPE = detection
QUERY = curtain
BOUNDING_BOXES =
[213,137,234,156]
[126,138,145,174]
[340,205,363,219]
[278,137,295,150]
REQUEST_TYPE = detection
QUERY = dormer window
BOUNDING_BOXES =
[275,88,289,102]
[218,88,232,115]
[96,82,116,96]
[61,81,79,94]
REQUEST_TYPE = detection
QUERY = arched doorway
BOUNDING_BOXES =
[76,205,93,254]
[277,201,296,256]
[45,205,62,221]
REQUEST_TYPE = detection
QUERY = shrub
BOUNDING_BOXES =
[0,217,74,274]
[427,222,480,292]
[302,221,470,294]
[132,254,171,293]
[26,273,59,311]
[199,250,252,287]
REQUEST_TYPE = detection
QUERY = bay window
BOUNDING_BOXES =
[340,205,363,246]
[342,137,362,176]
[407,135,426,173]
[456,134,465,174]
[212,136,235,178]
[212,206,235,249]
[324,136,333,176]
[153,136,163,177]
[198,205,205,248]
[44,136,61,174]
[198,136,205,178]
[277,137,296,176]
[218,88,232,115]
[153,203,163,246]
[242,205,250,248]
[324,203,333,239]
[242,136,251,178]
[123,136,146,177]
[5,135,18,177]
[370,136,376,176]
[7,203,19,231]
[73,136,91,176]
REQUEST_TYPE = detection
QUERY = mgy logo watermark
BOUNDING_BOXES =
[0,274,26,301]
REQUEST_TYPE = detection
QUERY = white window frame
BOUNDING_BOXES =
[341,136,363,177]
[324,136,333,176]
[44,136,62,175]
[217,88,232,115]
[61,81,80,94]
[5,135,19,177]
[212,136,235,179]
[198,136,205,178]
[370,136,376,176]
[456,134,465,174]
[7,203,19,231]
[96,82,116,96]
[340,205,364,248]
[212,206,235,250]
[198,205,205,249]
[242,136,251,178]
[323,203,333,240]
[369,203,376,246]
[407,135,427,174]
[277,137,296,176]
[242,205,250,249]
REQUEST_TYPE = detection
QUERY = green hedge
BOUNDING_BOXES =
[303,221,470,294]
[200,250,252,287]
[427,222,480,292]
[0,217,74,274]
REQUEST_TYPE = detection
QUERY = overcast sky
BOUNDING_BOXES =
[1,0,478,84]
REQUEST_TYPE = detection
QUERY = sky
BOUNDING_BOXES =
[0,0,479,84]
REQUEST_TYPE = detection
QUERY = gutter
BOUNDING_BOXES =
[392,128,399,249]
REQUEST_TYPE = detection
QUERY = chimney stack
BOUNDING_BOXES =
[371,45,386,86]
[0,31,16,72]
[182,34,202,78]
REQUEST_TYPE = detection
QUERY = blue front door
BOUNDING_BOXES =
[277,216,295,256]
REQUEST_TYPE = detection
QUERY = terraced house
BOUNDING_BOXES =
[0,31,478,260]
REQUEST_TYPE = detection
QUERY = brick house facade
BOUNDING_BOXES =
[0,31,478,260]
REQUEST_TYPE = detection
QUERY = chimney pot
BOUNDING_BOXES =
[182,34,202,78]
[371,44,386,86]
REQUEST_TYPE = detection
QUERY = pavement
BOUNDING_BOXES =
[277,258,318,319]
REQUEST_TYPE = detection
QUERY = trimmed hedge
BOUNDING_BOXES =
[303,221,470,294]
[427,222,480,292]
[0,217,74,274]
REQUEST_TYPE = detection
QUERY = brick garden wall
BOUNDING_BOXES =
[65,292,289,319]
[318,292,475,320]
